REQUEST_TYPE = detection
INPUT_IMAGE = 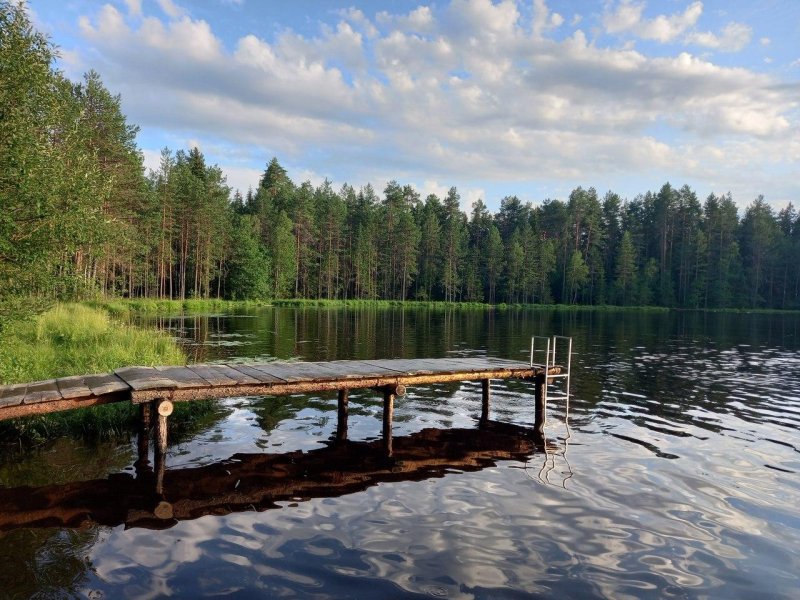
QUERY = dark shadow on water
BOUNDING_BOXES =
[0,421,550,533]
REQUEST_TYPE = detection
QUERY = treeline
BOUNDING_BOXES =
[2,3,799,310]
[227,174,800,309]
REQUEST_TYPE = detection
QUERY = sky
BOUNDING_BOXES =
[29,0,800,212]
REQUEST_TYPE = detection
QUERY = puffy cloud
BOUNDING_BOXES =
[72,1,797,204]
[123,0,142,18]
[156,0,185,19]
[603,1,703,43]
[685,22,752,52]
[532,0,563,38]
[376,6,434,33]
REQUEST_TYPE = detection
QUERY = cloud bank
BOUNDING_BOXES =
[71,0,798,205]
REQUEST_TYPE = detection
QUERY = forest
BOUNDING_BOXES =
[2,3,799,311]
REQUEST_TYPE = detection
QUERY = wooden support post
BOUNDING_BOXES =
[135,402,152,471]
[480,379,490,424]
[153,398,173,457]
[534,373,546,435]
[383,386,395,456]
[337,389,349,442]
[154,449,166,496]
[153,398,172,496]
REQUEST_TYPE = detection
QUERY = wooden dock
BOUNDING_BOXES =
[0,356,562,462]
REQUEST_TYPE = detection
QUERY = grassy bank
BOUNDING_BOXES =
[90,297,673,314]
[86,298,273,317]
[0,304,217,447]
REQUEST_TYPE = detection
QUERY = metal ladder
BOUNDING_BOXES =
[529,335,572,406]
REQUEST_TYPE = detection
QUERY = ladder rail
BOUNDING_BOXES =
[531,334,573,432]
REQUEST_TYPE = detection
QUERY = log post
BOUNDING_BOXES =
[154,449,166,496]
[534,373,546,435]
[135,402,152,472]
[153,398,173,458]
[383,386,395,456]
[480,379,490,425]
[153,398,172,495]
[336,389,349,442]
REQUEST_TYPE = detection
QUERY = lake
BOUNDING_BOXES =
[1,307,799,598]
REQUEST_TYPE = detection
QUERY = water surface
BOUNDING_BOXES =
[1,307,798,598]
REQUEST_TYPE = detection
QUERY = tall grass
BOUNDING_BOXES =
[87,298,272,317]
[0,304,215,447]
[0,304,184,384]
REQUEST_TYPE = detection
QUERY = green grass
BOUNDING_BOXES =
[0,303,184,384]
[0,303,217,448]
[87,298,273,317]
[93,296,793,316]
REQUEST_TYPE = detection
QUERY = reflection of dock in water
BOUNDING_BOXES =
[0,422,553,532]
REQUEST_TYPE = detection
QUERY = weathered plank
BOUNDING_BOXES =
[115,367,177,391]
[248,361,329,383]
[304,360,402,380]
[210,364,262,385]
[24,380,62,404]
[186,364,239,387]
[154,366,211,389]
[0,383,27,408]
[84,373,130,396]
[363,359,444,375]
[226,364,284,384]
[56,376,94,400]
[411,358,476,373]
[443,357,528,371]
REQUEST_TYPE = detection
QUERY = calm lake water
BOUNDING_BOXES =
[1,307,799,599]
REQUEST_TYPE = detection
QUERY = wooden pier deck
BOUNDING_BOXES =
[0,357,556,420]
[0,356,561,462]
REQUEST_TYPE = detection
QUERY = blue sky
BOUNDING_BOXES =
[30,0,800,212]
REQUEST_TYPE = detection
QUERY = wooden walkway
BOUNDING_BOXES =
[0,356,561,463]
[0,357,555,420]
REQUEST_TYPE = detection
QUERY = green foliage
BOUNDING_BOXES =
[226,214,270,299]
[0,304,184,385]
[614,231,637,305]
[0,303,197,446]
[2,6,799,311]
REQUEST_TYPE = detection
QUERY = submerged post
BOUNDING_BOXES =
[534,373,546,435]
[135,402,152,472]
[383,386,395,456]
[480,379,490,424]
[337,389,349,442]
[153,398,172,496]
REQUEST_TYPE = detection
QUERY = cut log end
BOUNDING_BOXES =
[154,501,174,520]
[157,399,174,417]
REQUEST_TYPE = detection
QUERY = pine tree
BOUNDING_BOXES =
[614,231,637,305]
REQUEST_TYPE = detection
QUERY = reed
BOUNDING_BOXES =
[0,304,215,447]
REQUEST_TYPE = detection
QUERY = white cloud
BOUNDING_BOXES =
[72,1,797,207]
[376,6,434,33]
[685,21,752,52]
[532,0,563,38]
[603,0,703,43]
[338,7,378,39]
[419,180,450,203]
[156,0,185,19]
[760,37,770,46]
[123,0,142,18]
